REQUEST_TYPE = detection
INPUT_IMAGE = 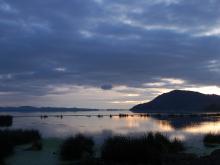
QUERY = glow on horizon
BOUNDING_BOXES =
[183,86,220,95]
[111,100,147,104]
[1,83,220,109]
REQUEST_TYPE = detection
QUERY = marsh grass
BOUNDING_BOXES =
[0,129,41,162]
[204,133,220,145]
[101,133,184,164]
[0,115,13,127]
[60,134,94,161]
[0,129,41,145]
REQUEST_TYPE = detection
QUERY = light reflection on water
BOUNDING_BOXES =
[1,110,220,152]
[183,122,220,134]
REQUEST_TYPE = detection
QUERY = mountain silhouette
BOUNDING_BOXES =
[130,90,220,113]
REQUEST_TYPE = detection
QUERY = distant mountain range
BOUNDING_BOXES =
[0,106,100,112]
[130,90,220,113]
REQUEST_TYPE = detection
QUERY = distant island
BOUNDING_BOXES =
[130,90,220,113]
[0,106,100,112]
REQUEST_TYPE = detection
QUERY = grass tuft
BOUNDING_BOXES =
[0,115,13,127]
[101,132,184,164]
[204,133,220,144]
[60,134,94,161]
[0,129,41,162]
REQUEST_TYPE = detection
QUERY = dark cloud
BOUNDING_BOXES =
[0,0,220,107]
[101,84,113,90]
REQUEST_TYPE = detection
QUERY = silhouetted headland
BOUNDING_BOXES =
[131,90,220,113]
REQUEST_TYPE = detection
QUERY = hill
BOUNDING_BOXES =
[130,90,220,113]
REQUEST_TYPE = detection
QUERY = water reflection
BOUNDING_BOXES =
[151,114,220,129]
[183,122,220,134]
[1,111,220,152]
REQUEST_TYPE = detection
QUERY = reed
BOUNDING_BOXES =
[204,133,220,144]
[60,134,94,161]
[101,132,184,164]
[0,129,41,162]
[0,115,13,127]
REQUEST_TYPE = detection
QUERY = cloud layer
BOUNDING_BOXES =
[0,0,220,108]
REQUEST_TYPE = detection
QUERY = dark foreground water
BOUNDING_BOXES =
[1,110,220,154]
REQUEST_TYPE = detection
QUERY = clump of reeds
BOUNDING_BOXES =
[0,129,41,162]
[118,114,129,118]
[60,134,94,161]
[0,129,41,146]
[0,115,13,127]
[203,133,220,144]
[101,132,184,164]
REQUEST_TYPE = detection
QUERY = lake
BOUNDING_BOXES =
[1,110,220,155]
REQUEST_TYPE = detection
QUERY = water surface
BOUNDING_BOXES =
[1,110,220,154]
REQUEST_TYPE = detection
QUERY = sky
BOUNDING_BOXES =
[0,0,220,109]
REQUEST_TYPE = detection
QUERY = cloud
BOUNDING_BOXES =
[101,84,113,90]
[0,0,220,108]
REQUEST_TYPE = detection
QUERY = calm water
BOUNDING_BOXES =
[1,110,220,154]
